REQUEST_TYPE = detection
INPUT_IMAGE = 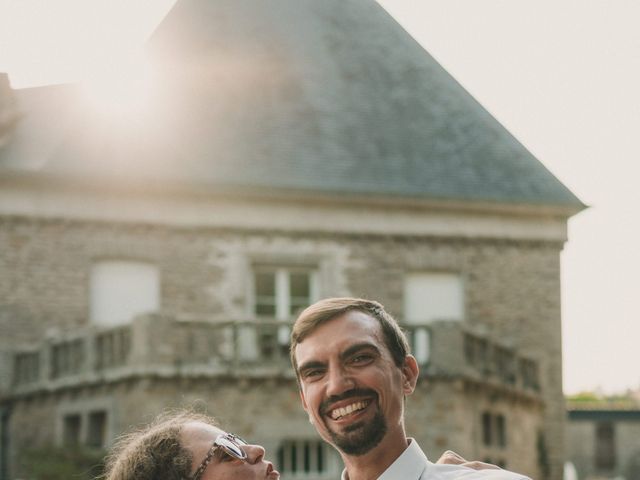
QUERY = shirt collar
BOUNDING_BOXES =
[341,439,430,480]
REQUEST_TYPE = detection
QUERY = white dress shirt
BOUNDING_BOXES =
[341,439,531,480]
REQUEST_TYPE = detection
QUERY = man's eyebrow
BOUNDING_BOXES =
[297,360,326,374]
[339,342,381,361]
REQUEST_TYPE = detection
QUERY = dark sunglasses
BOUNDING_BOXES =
[190,433,248,480]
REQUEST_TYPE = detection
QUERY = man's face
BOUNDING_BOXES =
[294,311,418,456]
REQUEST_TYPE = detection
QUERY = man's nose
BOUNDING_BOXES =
[326,365,354,397]
[242,444,265,464]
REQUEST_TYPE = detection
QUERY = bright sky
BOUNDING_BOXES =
[0,0,638,395]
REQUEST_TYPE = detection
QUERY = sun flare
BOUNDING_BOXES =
[79,51,159,120]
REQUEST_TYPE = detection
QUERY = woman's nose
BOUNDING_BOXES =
[242,444,265,464]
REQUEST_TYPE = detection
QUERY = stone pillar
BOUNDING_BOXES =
[0,351,13,396]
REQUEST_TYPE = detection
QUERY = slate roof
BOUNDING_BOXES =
[0,0,583,210]
[0,84,82,170]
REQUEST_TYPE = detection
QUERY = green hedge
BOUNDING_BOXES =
[17,446,106,480]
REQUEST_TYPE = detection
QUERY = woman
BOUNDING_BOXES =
[104,411,279,480]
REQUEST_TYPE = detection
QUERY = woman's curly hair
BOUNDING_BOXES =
[103,411,218,480]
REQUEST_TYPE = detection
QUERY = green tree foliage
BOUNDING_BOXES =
[566,391,600,402]
[566,390,639,408]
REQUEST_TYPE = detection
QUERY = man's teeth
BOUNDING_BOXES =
[330,401,368,420]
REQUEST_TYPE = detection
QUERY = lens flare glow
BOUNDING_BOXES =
[79,51,158,120]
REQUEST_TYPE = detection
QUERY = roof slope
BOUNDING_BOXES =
[0,84,82,170]
[3,0,583,209]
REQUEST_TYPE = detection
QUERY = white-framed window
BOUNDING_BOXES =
[89,260,160,326]
[242,265,319,360]
[253,266,319,320]
[277,439,342,479]
[403,272,464,323]
[403,272,465,364]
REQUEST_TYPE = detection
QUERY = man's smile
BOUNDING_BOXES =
[320,388,378,426]
[328,399,372,420]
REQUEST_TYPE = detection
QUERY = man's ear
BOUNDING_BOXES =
[299,390,315,424]
[300,389,309,413]
[401,354,419,395]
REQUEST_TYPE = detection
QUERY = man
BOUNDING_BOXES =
[290,297,530,480]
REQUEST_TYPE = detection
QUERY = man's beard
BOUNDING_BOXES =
[327,407,387,456]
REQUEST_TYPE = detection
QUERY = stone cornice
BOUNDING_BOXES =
[0,170,579,241]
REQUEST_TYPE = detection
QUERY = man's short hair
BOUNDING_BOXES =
[290,297,411,375]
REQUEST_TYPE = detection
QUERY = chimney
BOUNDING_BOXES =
[0,73,19,147]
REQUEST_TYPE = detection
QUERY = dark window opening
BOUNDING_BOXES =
[595,422,615,471]
[63,414,81,446]
[290,442,297,472]
[87,411,107,448]
[303,441,311,473]
[482,412,492,446]
[496,414,506,448]
[289,273,311,316]
[255,272,277,317]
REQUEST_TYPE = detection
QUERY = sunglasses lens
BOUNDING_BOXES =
[216,435,247,460]
[229,434,248,446]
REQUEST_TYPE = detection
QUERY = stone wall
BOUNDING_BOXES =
[1,215,565,479]
[408,380,544,479]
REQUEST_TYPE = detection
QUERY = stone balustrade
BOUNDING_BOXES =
[6,314,541,398]
[414,320,541,394]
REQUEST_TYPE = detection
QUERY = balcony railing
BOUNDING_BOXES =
[411,320,541,393]
[13,350,40,386]
[5,314,541,397]
[95,326,131,371]
[7,314,296,394]
[51,337,85,379]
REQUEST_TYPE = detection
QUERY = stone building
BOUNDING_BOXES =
[0,1,583,479]
[566,405,640,480]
